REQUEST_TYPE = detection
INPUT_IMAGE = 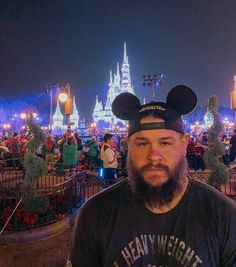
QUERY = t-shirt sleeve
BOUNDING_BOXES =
[68,205,101,267]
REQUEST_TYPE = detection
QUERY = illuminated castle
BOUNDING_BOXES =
[52,96,79,132]
[93,43,136,126]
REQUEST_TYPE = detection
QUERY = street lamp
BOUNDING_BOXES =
[58,83,73,129]
[142,74,163,101]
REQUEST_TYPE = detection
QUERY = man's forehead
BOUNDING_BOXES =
[129,128,180,141]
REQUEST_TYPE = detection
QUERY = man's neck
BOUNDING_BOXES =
[145,177,189,214]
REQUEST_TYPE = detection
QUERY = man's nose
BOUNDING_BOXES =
[147,144,163,163]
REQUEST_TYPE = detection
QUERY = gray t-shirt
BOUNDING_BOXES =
[69,178,236,267]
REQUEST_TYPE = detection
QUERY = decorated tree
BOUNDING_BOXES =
[203,95,230,190]
[22,116,49,214]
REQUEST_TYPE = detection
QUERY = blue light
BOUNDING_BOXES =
[99,168,104,178]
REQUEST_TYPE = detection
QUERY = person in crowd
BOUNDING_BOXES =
[74,132,83,165]
[18,134,28,156]
[222,135,231,166]
[195,140,205,171]
[63,134,77,169]
[186,137,197,170]
[0,140,9,167]
[42,135,55,168]
[100,133,118,187]
[229,130,236,163]
[67,86,236,267]
[88,137,99,170]
[200,131,208,146]
[8,132,21,168]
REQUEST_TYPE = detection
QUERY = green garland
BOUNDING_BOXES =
[22,117,49,213]
[203,96,230,190]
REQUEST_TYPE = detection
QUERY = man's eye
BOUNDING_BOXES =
[160,142,170,146]
[137,142,147,146]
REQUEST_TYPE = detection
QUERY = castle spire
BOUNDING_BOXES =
[116,62,120,79]
[52,100,63,130]
[94,95,100,111]
[123,42,127,63]
[109,70,113,85]
[70,96,79,130]
[53,100,63,119]
[72,96,78,115]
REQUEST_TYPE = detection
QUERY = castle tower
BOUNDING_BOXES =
[104,96,112,124]
[121,42,134,94]
[70,96,79,130]
[93,95,104,123]
[92,43,136,127]
[52,100,64,130]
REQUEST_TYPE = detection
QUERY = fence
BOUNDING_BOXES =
[189,170,236,199]
[1,168,236,234]
[0,170,104,233]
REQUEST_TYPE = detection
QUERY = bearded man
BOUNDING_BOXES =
[67,86,236,267]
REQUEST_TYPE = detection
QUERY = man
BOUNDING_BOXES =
[88,137,99,170]
[74,132,83,164]
[195,141,205,172]
[100,133,118,187]
[8,132,21,168]
[68,86,236,266]
[42,134,55,167]
[186,137,197,170]
[63,134,78,169]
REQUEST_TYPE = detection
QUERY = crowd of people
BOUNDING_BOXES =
[0,128,129,184]
[0,126,236,176]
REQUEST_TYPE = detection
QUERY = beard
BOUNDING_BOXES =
[128,155,188,209]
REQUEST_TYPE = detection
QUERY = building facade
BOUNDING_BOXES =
[52,96,79,132]
[93,43,136,127]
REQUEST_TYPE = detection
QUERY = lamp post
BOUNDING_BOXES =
[142,74,163,101]
[58,83,73,130]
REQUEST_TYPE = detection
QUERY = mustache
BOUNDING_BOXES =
[140,163,169,173]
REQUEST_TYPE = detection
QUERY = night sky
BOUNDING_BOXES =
[1,0,236,119]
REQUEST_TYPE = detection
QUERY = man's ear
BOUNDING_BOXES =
[181,133,189,156]
[127,136,132,147]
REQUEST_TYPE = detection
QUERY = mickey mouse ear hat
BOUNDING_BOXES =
[112,85,197,136]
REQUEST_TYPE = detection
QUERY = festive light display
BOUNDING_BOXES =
[93,43,136,126]
[52,96,79,132]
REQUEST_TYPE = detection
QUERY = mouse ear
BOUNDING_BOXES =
[112,93,141,120]
[166,85,197,115]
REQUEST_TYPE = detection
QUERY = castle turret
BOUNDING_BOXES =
[93,95,104,123]
[121,42,134,94]
[109,70,113,87]
[70,96,79,130]
[52,100,64,130]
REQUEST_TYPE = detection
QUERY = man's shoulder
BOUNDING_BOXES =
[103,144,112,152]
[81,179,130,211]
[190,178,236,210]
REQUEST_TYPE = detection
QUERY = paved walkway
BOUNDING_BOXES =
[0,225,73,267]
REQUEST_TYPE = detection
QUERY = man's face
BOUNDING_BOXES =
[127,116,188,207]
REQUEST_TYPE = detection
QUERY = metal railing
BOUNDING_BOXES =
[1,168,235,234]
[0,170,105,233]
[189,170,236,199]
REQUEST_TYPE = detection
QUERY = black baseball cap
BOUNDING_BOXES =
[112,85,197,136]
